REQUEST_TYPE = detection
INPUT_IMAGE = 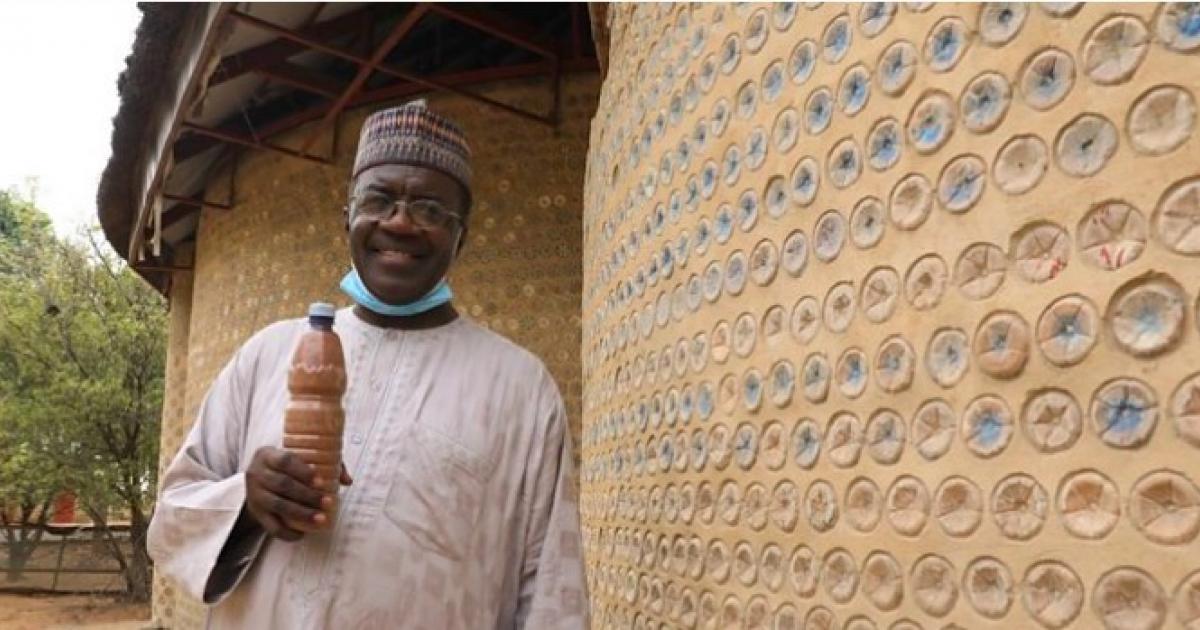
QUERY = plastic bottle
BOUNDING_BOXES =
[282,302,346,530]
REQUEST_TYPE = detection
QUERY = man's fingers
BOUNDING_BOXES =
[269,494,323,527]
[339,463,353,486]
[264,448,316,484]
[246,447,324,540]
[260,469,324,509]
[256,510,303,542]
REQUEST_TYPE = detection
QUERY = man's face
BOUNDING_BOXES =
[347,163,468,305]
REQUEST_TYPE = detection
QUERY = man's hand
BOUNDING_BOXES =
[244,446,332,541]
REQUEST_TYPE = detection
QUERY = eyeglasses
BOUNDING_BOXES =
[348,192,463,228]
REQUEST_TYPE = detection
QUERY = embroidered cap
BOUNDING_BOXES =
[352,99,472,194]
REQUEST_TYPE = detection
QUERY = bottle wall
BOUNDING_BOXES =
[581,3,1200,628]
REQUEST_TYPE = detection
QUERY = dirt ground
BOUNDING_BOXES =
[0,593,150,629]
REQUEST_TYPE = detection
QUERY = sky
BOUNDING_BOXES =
[0,2,142,237]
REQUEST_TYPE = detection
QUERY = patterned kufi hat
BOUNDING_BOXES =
[352,99,472,195]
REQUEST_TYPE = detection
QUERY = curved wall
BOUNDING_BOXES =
[581,4,1200,628]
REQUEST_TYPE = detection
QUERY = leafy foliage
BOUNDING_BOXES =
[0,188,165,600]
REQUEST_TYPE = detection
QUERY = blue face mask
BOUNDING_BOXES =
[340,268,454,317]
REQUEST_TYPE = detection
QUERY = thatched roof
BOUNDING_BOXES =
[97,4,211,292]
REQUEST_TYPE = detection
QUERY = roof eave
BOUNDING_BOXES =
[96,3,231,292]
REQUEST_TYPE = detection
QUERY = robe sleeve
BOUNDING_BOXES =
[146,335,267,605]
[514,376,590,629]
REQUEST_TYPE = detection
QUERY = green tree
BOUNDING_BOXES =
[0,188,51,252]
[0,189,165,600]
[0,188,59,582]
[0,428,64,581]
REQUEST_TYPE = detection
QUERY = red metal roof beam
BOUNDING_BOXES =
[426,3,559,61]
[133,264,193,273]
[173,57,597,163]
[160,193,232,210]
[160,204,198,231]
[377,64,555,127]
[179,122,330,165]
[229,9,372,68]
[295,4,431,156]
[257,62,345,99]
[210,6,372,88]
[229,6,557,146]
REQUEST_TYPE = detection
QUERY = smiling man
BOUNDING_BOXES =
[147,101,588,629]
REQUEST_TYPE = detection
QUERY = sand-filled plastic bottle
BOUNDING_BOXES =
[282,302,345,529]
